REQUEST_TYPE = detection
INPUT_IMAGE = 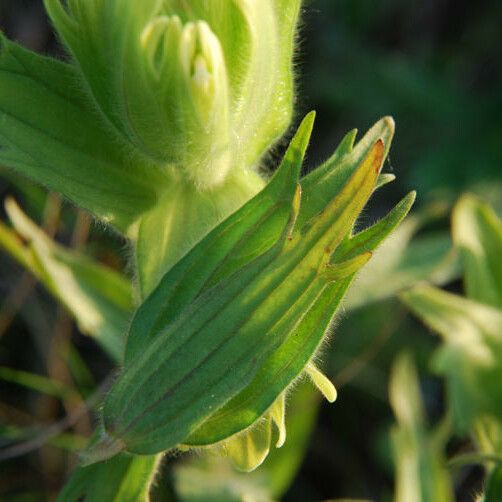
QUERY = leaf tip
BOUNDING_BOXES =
[303,109,317,127]
[295,111,316,154]
[401,191,417,213]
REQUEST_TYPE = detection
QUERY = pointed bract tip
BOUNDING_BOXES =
[272,111,317,187]
[304,109,317,123]
[4,198,27,235]
[378,173,396,184]
[380,116,395,136]
[396,192,417,216]
[295,111,316,151]
[4,196,16,212]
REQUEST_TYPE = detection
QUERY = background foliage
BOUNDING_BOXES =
[0,0,501,500]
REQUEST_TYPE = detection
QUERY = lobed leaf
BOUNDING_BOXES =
[126,113,401,361]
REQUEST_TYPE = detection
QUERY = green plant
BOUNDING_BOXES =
[401,195,502,499]
[0,1,416,498]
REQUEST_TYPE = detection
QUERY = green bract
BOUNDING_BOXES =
[80,114,415,468]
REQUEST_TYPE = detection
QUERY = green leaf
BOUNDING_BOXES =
[452,194,502,308]
[0,199,133,361]
[57,453,160,502]
[0,35,162,233]
[389,352,454,502]
[101,115,414,462]
[127,114,406,360]
[401,285,502,431]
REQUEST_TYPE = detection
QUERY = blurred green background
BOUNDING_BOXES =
[0,0,501,500]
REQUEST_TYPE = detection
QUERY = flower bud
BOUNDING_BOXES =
[43,0,301,287]
[177,20,232,187]
[44,0,301,189]
[139,15,232,187]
